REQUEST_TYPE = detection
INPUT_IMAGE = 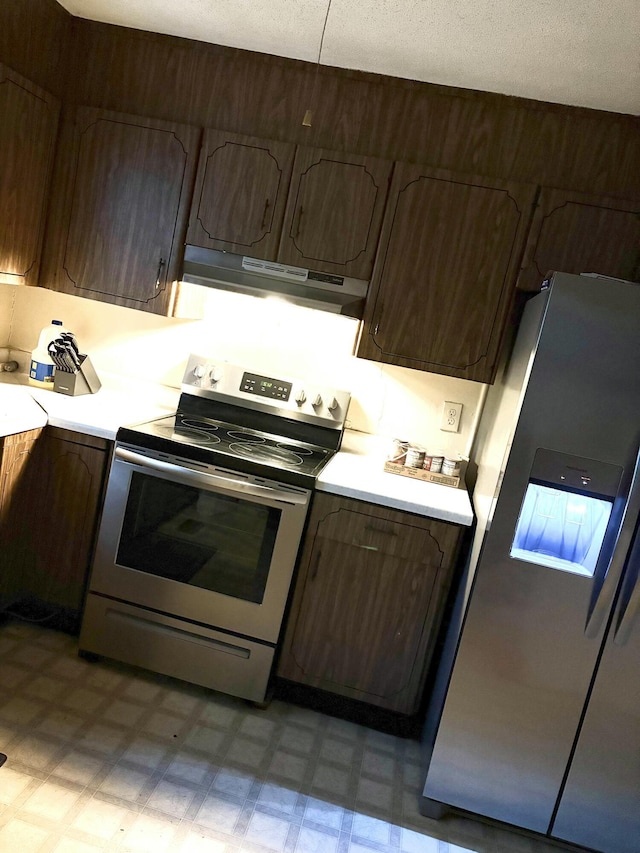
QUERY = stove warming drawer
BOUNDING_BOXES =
[81,593,274,703]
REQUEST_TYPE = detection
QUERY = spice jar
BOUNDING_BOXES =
[387,439,409,465]
[442,456,461,477]
[430,453,444,474]
[406,445,426,468]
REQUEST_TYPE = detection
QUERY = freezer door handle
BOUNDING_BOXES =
[613,522,640,646]
[585,445,640,639]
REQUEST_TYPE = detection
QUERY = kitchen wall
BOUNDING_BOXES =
[0,287,13,347]
[1,282,484,458]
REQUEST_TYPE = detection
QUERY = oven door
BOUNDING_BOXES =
[87,443,310,644]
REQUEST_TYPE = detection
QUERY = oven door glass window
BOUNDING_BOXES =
[116,473,280,604]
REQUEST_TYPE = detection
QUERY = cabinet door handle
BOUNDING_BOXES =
[294,206,304,240]
[364,522,398,536]
[310,547,322,581]
[353,541,379,552]
[260,198,271,230]
[156,257,166,288]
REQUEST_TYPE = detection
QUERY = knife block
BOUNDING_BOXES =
[53,354,102,396]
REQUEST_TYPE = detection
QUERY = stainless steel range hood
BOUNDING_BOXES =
[181,246,369,318]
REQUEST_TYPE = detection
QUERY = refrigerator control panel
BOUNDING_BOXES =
[529,448,622,498]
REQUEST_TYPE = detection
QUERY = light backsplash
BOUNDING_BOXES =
[0,285,14,347]
[2,284,484,458]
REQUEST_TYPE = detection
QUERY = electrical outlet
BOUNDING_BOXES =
[440,401,462,432]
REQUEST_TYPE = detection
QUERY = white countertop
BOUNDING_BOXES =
[0,382,48,436]
[0,370,179,440]
[0,372,474,526]
[318,431,474,526]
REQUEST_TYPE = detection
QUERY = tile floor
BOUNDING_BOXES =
[0,618,578,853]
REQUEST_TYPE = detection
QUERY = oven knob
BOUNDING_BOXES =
[295,389,307,405]
[312,394,323,408]
[192,364,205,379]
[328,397,339,412]
[209,367,222,385]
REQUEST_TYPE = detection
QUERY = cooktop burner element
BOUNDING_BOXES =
[229,442,306,467]
[116,356,351,488]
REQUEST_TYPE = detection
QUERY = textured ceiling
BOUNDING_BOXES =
[57,0,640,114]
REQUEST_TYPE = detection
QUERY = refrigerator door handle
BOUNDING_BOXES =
[613,523,640,646]
[585,445,640,639]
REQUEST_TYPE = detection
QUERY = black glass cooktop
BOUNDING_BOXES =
[118,412,334,484]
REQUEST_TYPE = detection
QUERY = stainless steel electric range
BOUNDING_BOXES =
[79,355,350,703]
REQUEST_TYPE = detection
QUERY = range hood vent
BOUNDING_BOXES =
[181,246,368,318]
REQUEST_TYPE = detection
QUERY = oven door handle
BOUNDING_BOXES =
[114,446,309,505]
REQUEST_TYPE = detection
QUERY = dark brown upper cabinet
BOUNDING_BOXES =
[187,129,295,260]
[517,187,640,292]
[277,147,393,280]
[357,163,537,384]
[42,107,200,314]
[0,64,59,286]
[187,133,392,280]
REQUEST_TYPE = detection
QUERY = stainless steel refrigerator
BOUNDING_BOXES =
[421,271,640,852]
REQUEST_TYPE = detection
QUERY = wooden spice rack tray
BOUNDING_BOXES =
[383,461,461,489]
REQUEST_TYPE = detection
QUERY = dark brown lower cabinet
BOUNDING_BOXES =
[278,493,464,715]
[0,426,109,632]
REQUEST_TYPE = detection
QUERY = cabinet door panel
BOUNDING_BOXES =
[28,430,108,613]
[358,164,536,383]
[0,429,43,602]
[0,428,108,628]
[278,147,392,279]
[279,494,463,714]
[517,188,640,292]
[0,64,59,285]
[47,108,199,314]
[187,129,295,259]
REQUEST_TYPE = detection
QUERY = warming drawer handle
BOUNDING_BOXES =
[585,444,640,639]
[114,446,309,505]
[108,608,251,658]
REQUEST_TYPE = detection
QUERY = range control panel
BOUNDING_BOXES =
[181,354,351,428]
[240,373,292,401]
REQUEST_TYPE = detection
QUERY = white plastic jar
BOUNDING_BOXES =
[29,319,69,387]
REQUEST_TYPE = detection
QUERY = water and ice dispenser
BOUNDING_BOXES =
[510,449,622,577]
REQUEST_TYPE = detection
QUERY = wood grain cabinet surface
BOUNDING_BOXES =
[277,147,392,280]
[42,107,200,314]
[0,63,59,285]
[278,493,464,715]
[0,427,109,632]
[187,129,295,260]
[357,163,538,384]
[187,132,392,280]
[517,187,640,292]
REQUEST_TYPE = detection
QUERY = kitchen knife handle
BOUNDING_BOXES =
[156,257,166,288]
[260,198,270,230]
